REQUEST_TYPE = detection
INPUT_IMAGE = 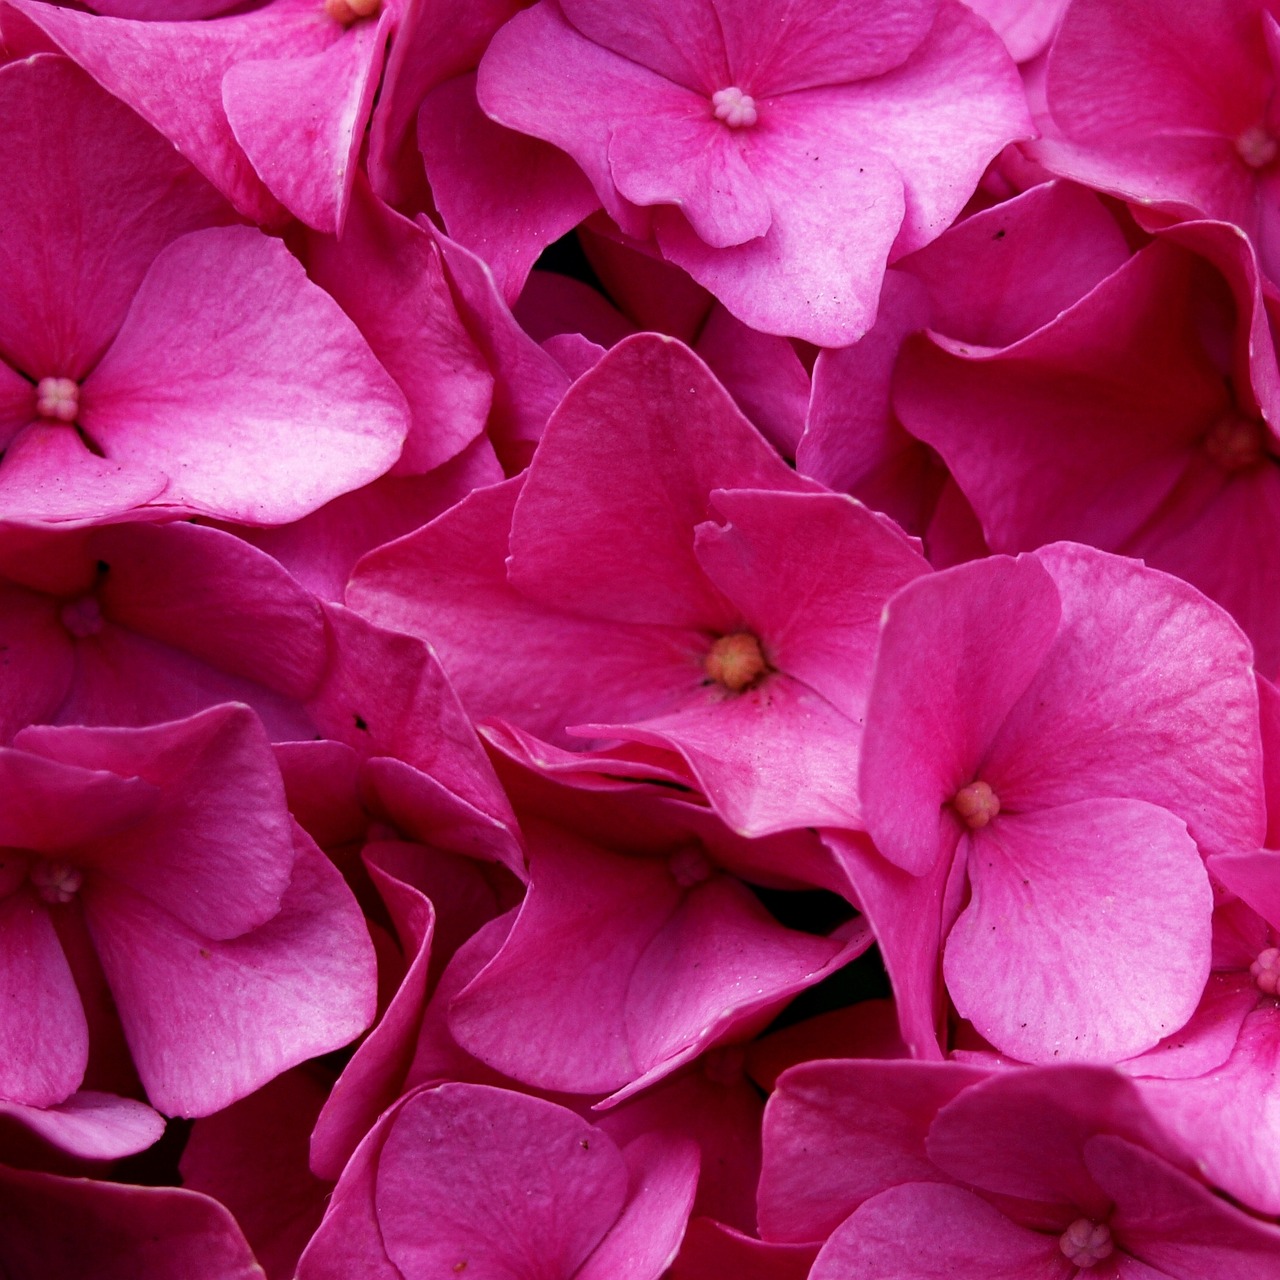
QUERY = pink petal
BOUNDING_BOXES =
[0,1167,262,1280]
[809,1183,1068,1280]
[576,1133,701,1280]
[1091,1133,1280,1277]
[991,543,1265,857]
[944,799,1212,1064]
[82,225,409,523]
[419,73,605,302]
[859,554,1061,876]
[301,175,493,475]
[223,11,388,234]
[672,1219,818,1280]
[9,0,334,223]
[84,825,375,1116]
[0,1091,163,1162]
[759,1059,988,1243]
[375,1083,629,1278]
[0,889,87,1107]
[0,54,231,380]
[20,705,294,940]
[509,333,808,628]
[0,581,74,742]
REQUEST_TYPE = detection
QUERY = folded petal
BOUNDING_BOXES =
[83,225,409,523]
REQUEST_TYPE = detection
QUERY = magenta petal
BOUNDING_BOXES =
[1088,1133,1280,1277]
[1210,848,1280,930]
[0,1167,262,1280]
[82,225,409,523]
[0,1092,163,1163]
[810,1183,1066,1280]
[0,890,87,1107]
[859,554,1061,876]
[944,799,1212,1063]
[375,1083,629,1278]
[19,705,294,940]
[420,75,603,303]
[223,12,388,234]
[759,1058,989,1243]
[0,55,231,381]
[0,421,167,525]
[8,1,331,224]
[576,1133,700,1280]
[84,827,375,1117]
[580,673,864,835]
[993,543,1265,857]
[509,333,807,628]
[673,1219,818,1280]
[1139,1006,1280,1215]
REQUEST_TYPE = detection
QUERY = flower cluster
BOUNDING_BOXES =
[3,0,1280,1276]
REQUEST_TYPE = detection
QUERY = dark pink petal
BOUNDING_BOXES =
[576,1133,700,1280]
[180,1067,330,1280]
[0,1091,163,1163]
[696,488,929,720]
[367,0,521,205]
[302,177,494,475]
[419,74,601,302]
[758,1059,989,1243]
[1138,1006,1280,1215]
[19,705,293,940]
[0,889,87,1107]
[510,334,808,628]
[1092,1133,1280,1277]
[0,360,34,445]
[579,673,863,835]
[84,826,375,1116]
[945,800,1212,1063]
[309,844,437,1181]
[900,180,1133,350]
[223,11,389,234]
[925,1065,1179,1213]
[0,422,166,525]
[672,1219,818,1280]
[860,554,1061,876]
[348,477,711,744]
[375,1083,630,1277]
[8,0,336,224]
[810,1183,1069,1280]
[992,544,1265,856]
[82,225,409,523]
[0,54,231,380]
[0,584,73,742]
[0,1166,262,1280]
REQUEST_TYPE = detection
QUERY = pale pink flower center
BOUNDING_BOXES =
[29,859,84,905]
[59,594,104,638]
[712,86,758,129]
[1204,415,1268,471]
[1252,946,1280,995]
[669,845,715,888]
[323,0,379,23]
[705,631,768,691]
[35,376,80,423]
[1236,124,1278,169]
[1059,1218,1114,1268]
[953,779,1000,829]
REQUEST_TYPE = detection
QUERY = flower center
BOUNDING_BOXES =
[1252,946,1280,995]
[668,846,715,888]
[35,376,80,423]
[1237,124,1278,169]
[705,632,767,692]
[1204,415,1269,471]
[712,86,758,129]
[323,0,379,23]
[59,594,104,639]
[1058,1219,1114,1268]
[953,780,1000,829]
[29,860,83,905]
